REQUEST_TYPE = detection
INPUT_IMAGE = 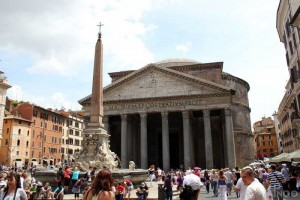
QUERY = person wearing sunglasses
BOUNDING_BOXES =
[0,172,28,200]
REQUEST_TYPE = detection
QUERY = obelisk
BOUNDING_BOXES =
[76,24,118,170]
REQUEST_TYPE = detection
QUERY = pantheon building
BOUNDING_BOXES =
[79,59,254,170]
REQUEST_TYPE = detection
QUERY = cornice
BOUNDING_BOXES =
[232,101,251,112]
[222,73,250,91]
[169,62,223,72]
[108,70,135,78]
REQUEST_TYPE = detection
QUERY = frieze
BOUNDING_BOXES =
[106,100,204,111]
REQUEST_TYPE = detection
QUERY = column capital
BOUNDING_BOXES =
[121,114,128,122]
[203,109,210,118]
[103,115,110,123]
[161,111,168,120]
[224,108,232,116]
[140,112,147,120]
[182,111,191,119]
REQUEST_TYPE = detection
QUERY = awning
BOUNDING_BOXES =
[269,153,289,163]
[282,150,300,162]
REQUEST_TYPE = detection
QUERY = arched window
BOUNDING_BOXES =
[6,128,9,134]
[18,129,21,135]
[5,139,8,145]
[17,140,20,146]
[27,130,29,136]
[26,141,29,147]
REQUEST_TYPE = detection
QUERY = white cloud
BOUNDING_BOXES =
[176,42,191,52]
[0,0,158,76]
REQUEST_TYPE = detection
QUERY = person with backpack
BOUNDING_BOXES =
[164,174,173,200]
[182,170,202,200]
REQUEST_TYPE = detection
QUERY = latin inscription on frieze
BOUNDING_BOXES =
[106,100,203,111]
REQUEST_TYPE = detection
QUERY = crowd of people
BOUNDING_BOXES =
[0,162,300,200]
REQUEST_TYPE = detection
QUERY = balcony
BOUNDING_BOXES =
[291,111,300,129]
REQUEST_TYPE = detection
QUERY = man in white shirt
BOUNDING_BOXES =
[241,166,266,200]
[183,170,202,200]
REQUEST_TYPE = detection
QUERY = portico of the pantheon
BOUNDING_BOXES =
[79,59,254,170]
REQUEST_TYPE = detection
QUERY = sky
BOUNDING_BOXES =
[0,0,289,125]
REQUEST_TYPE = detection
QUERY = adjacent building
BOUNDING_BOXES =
[0,115,31,166]
[253,117,279,159]
[0,71,11,144]
[59,110,84,164]
[276,0,300,153]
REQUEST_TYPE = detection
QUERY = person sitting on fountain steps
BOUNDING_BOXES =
[136,182,149,200]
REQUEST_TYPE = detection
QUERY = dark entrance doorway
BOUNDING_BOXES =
[169,131,180,169]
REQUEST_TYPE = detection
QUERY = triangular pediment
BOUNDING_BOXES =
[103,64,231,102]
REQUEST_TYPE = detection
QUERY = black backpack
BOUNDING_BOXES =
[180,185,193,200]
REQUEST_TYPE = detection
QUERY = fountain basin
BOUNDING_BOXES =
[34,169,148,188]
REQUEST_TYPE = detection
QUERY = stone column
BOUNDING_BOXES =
[103,115,110,133]
[127,117,133,162]
[121,114,128,168]
[140,113,148,169]
[203,110,214,169]
[182,111,191,169]
[161,111,170,171]
[224,108,236,169]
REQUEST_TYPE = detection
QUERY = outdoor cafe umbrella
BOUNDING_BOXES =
[269,153,289,163]
[283,149,300,162]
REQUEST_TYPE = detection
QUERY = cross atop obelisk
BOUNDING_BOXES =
[97,22,104,40]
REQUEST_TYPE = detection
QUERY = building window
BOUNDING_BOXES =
[32,141,34,147]
[26,141,29,147]
[61,148,64,154]
[270,148,274,152]
[17,140,20,146]
[262,135,265,140]
[31,151,34,157]
[32,130,35,138]
[69,130,74,135]
[5,120,7,124]
[41,121,43,128]
[16,151,19,155]
[6,128,9,134]
[269,135,271,139]
[18,129,21,135]
[262,141,265,146]
[27,130,29,136]
[75,140,80,146]
[62,139,64,144]
[5,139,8,145]
[26,152,28,156]
[263,149,267,152]
[75,122,79,128]
[19,120,22,124]
[69,139,73,145]
[33,110,38,117]
[75,131,79,136]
